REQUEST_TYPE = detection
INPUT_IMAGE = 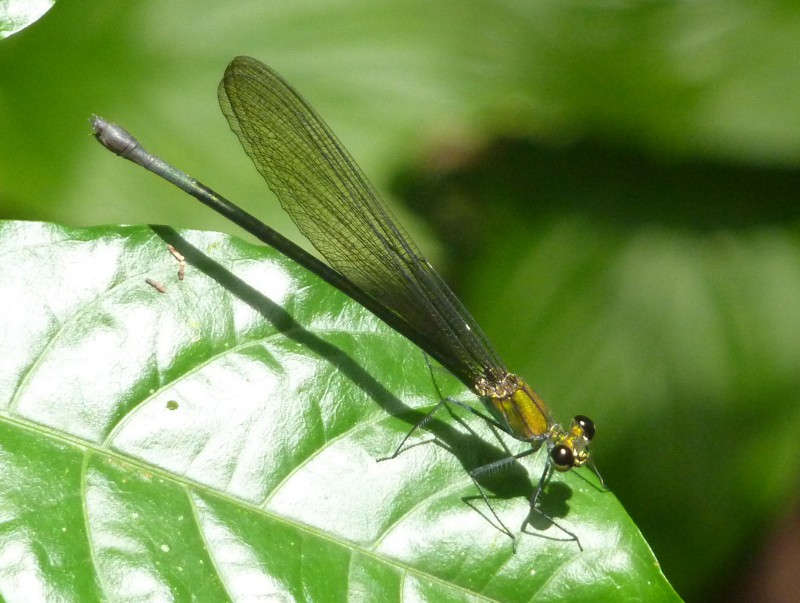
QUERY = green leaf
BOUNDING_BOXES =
[0,221,678,601]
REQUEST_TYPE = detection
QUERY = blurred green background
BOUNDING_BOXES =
[2,1,800,600]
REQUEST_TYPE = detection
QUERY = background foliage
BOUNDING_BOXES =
[2,1,800,601]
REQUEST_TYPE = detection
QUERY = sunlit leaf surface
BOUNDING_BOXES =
[0,0,54,39]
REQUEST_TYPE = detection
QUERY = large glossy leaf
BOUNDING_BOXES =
[0,221,678,601]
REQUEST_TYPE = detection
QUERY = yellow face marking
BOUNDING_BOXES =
[550,417,592,470]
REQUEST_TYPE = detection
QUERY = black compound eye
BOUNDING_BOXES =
[550,444,575,471]
[575,415,595,441]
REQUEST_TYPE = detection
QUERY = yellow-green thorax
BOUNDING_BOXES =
[474,372,553,440]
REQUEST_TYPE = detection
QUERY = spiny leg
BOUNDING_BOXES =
[522,461,583,551]
[379,354,507,461]
[463,445,541,547]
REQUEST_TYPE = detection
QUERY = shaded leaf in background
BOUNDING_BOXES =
[395,137,800,600]
[0,221,678,601]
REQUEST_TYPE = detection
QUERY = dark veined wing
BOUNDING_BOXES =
[217,56,505,387]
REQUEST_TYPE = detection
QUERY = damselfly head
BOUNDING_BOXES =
[549,415,595,472]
